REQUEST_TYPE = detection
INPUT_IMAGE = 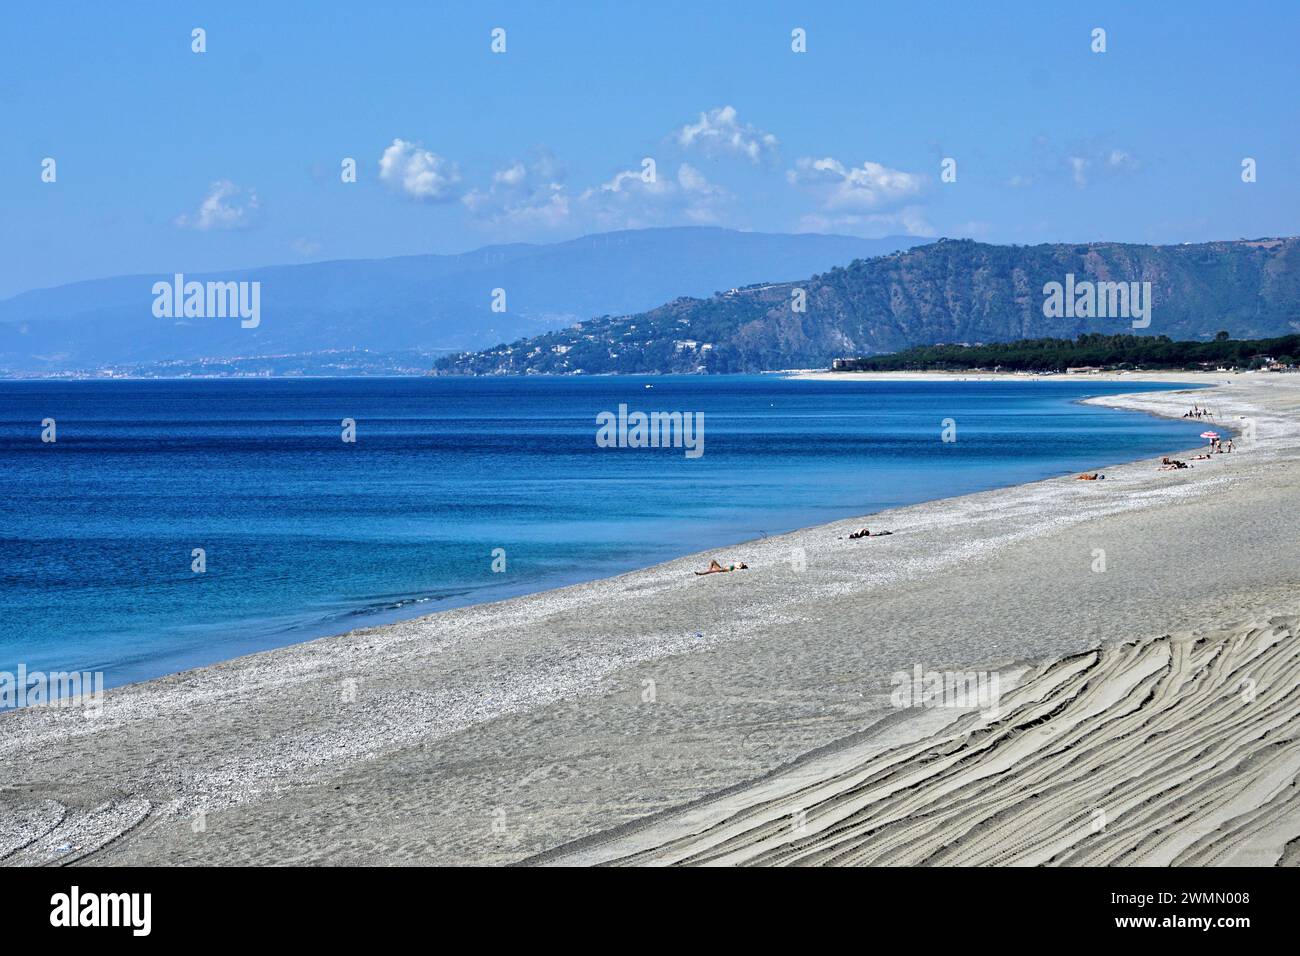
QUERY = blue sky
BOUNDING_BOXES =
[2,0,1297,297]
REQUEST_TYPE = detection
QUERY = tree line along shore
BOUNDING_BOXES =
[831,332,1300,374]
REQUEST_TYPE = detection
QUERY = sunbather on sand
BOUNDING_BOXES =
[847,528,893,539]
[1075,473,1104,480]
[694,559,748,575]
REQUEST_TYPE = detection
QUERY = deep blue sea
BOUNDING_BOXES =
[0,375,1207,689]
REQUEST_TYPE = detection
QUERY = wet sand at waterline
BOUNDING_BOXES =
[3,372,1299,866]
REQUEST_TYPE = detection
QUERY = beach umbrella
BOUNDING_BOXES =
[1200,431,1219,439]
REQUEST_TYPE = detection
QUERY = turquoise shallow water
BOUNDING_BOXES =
[0,375,1206,689]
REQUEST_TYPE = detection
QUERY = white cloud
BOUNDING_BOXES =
[1107,149,1139,172]
[578,161,729,228]
[378,138,460,201]
[493,161,526,187]
[462,185,571,228]
[674,105,779,164]
[896,207,934,235]
[678,162,721,196]
[1067,148,1138,189]
[174,180,260,230]
[498,183,571,229]
[1010,140,1141,191]
[788,157,925,211]
[463,151,571,228]
[1068,156,1089,189]
[579,166,670,229]
[676,163,728,222]
[797,207,933,237]
[594,166,671,196]
[463,145,733,235]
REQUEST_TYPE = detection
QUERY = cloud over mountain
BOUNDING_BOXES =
[379,139,461,201]
[174,180,260,230]
[673,105,779,164]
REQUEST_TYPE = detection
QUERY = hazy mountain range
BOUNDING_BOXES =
[437,237,1300,375]
[0,228,922,375]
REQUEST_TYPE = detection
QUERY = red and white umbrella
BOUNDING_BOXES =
[1200,431,1220,439]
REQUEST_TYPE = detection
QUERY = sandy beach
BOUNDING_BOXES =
[3,370,1299,867]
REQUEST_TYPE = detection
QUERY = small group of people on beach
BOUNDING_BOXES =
[694,526,897,575]
[1188,437,1233,460]
[1159,434,1235,470]
[1182,404,1215,419]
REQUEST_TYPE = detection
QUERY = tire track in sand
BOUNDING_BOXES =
[542,616,1300,866]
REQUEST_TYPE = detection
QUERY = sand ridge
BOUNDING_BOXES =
[542,616,1300,866]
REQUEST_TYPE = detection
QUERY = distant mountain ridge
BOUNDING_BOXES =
[435,237,1300,375]
[0,228,923,374]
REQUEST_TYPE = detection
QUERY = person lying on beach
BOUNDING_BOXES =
[847,528,893,539]
[1075,473,1105,480]
[695,559,748,575]
[1190,453,1211,460]
[1158,458,1190,470]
